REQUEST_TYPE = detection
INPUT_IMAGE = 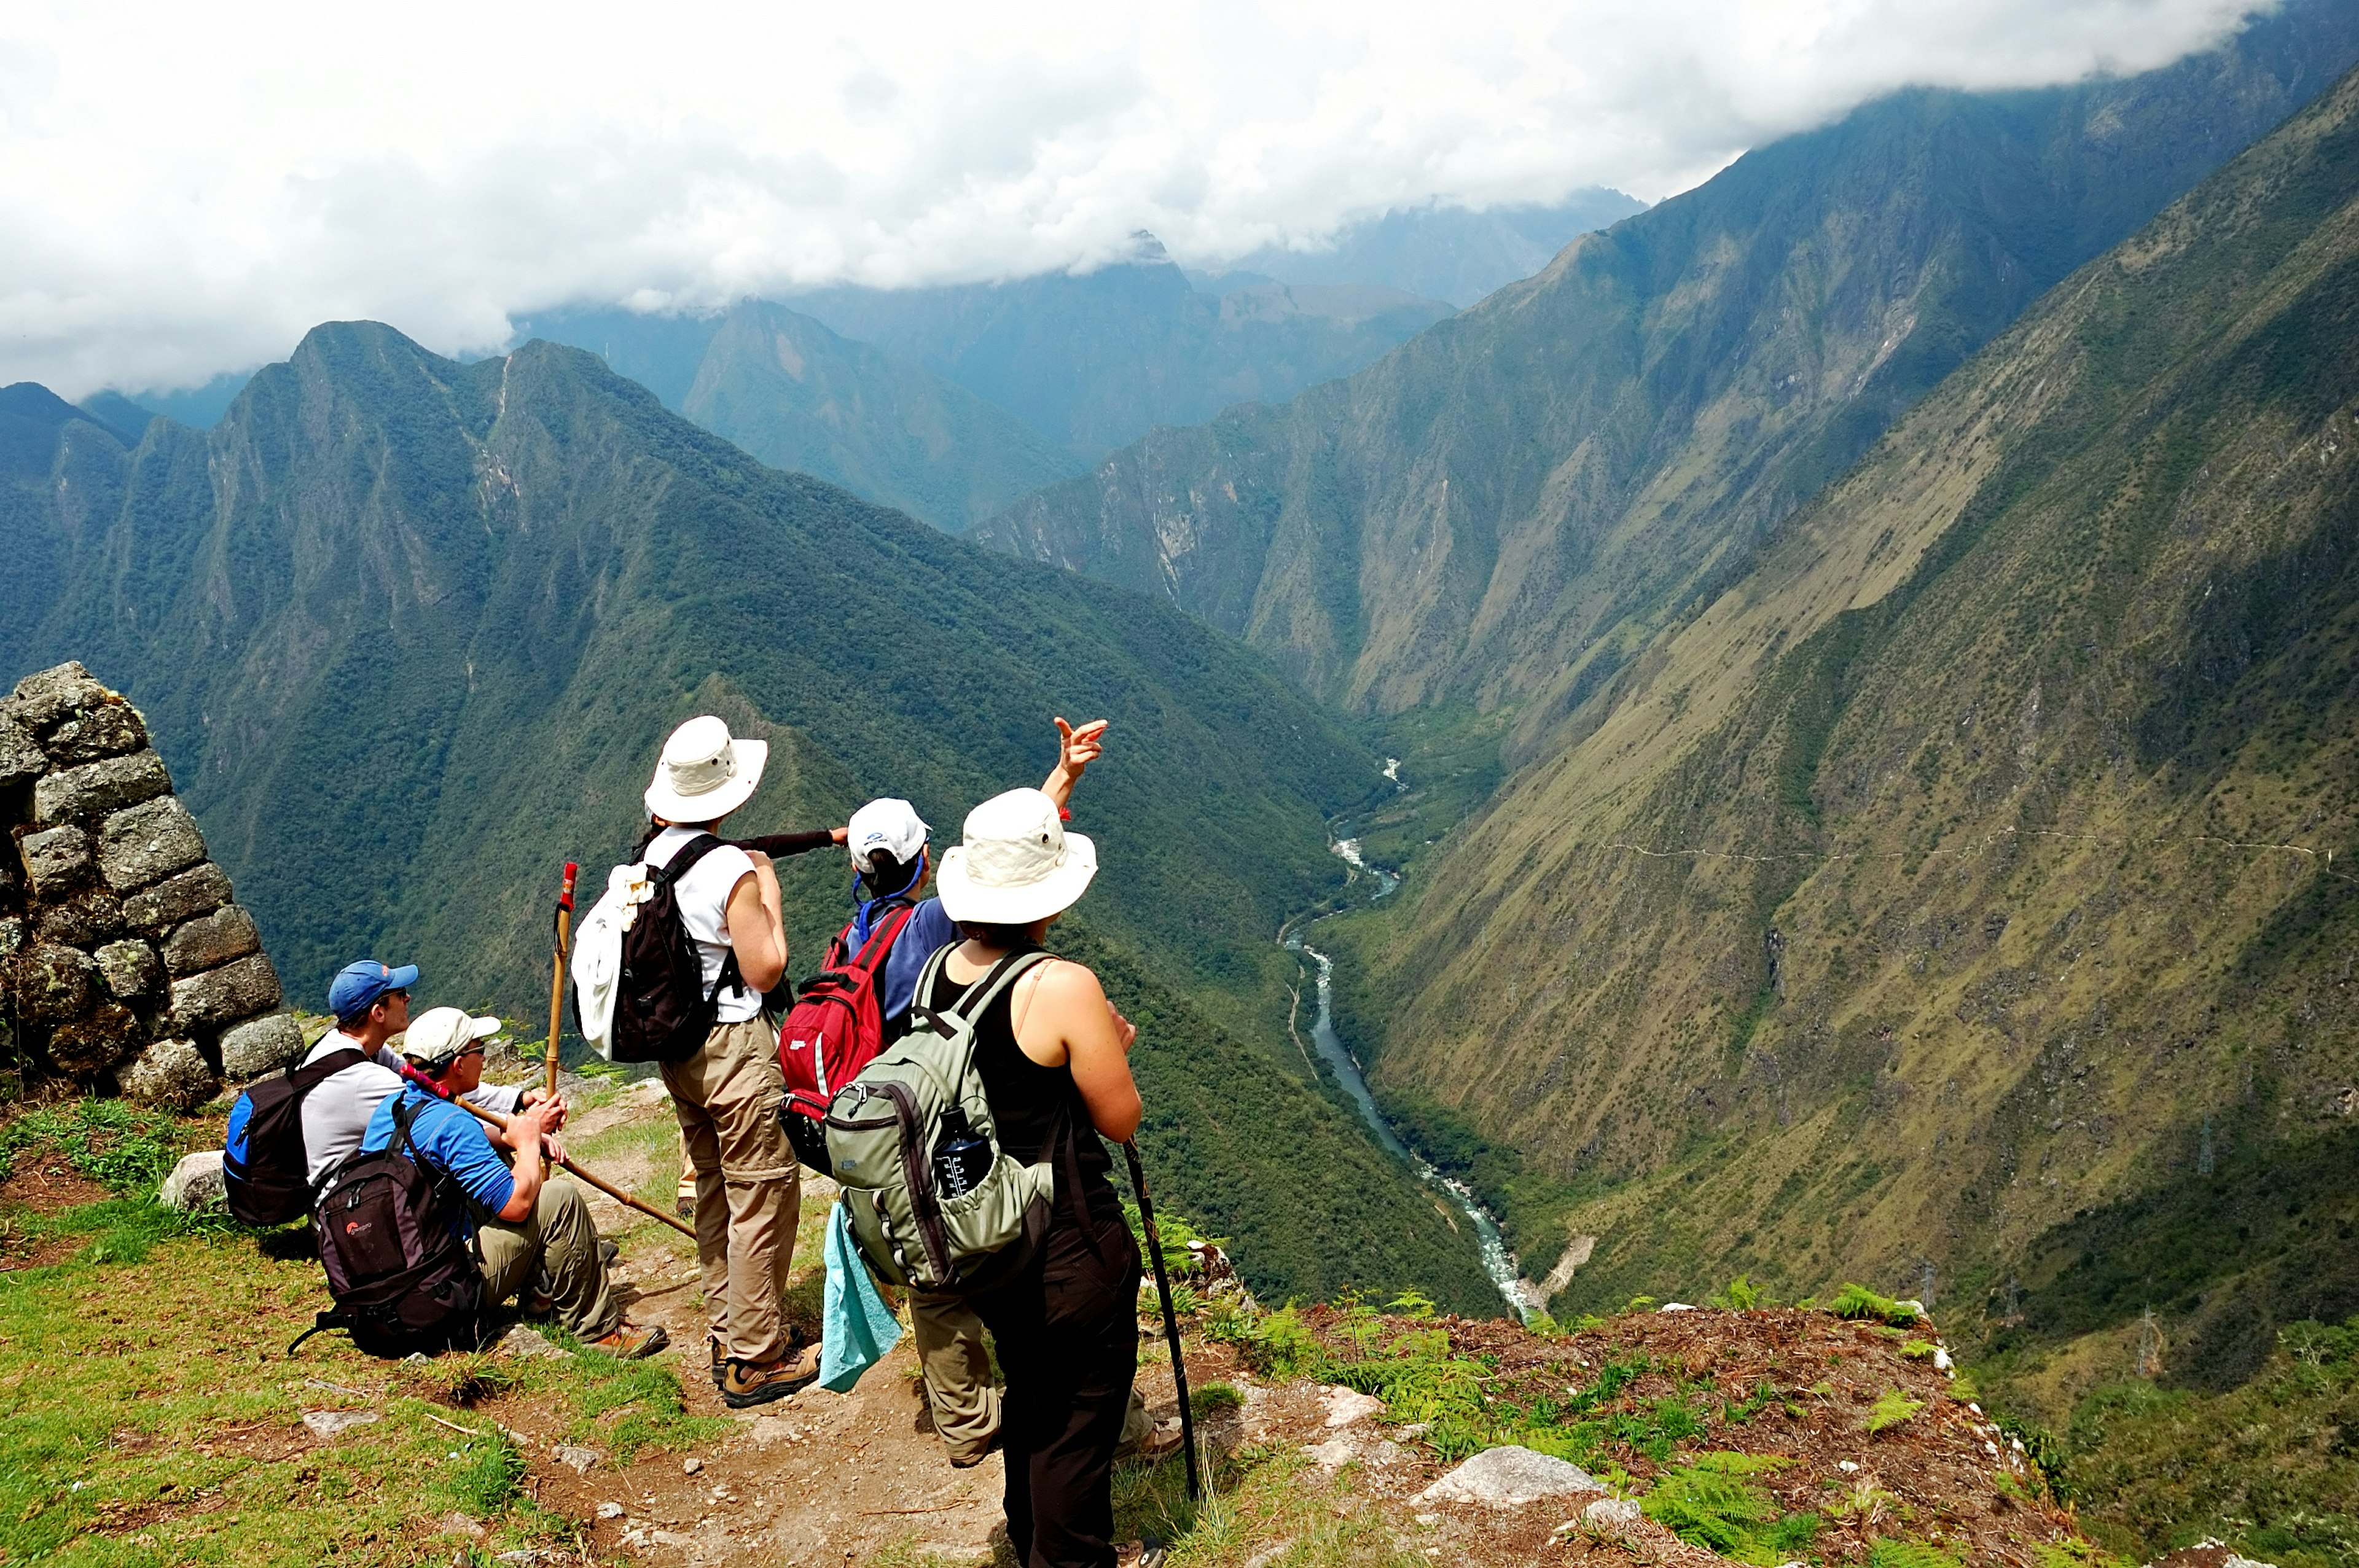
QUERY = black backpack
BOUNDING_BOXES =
[222,1046,366,1226]
[293,1096,485,1359]
[608,833,745,1063]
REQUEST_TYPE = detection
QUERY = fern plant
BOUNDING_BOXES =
[1867,1389,1925,1433]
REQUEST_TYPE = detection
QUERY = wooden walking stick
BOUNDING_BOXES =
[544,862,578,1100]
[452,1094,698,1240]
[1122,1139,1201,1502]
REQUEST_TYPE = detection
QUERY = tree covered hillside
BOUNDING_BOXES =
[980,0,2359,741]
[1337,55,2359,1372]
[0,327,1498,1311]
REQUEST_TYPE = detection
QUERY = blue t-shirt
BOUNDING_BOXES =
[847,895,960,1028]
[359,1084,515,1236]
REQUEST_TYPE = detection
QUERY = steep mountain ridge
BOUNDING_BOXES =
[1333,56,2359,1371]
[980,0,2359,737]
[519,299,1077,530]
[0,323,1496,1309]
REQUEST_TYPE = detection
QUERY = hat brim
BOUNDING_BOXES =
[935,832,1097,925]
[643,738,769,823]
[385,964,421,991]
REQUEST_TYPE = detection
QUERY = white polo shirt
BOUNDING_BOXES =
[644,827,763,1024]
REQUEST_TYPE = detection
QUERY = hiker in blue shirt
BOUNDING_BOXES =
[359,1006,667,1359]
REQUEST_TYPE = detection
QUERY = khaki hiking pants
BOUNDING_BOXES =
[663,1017,800,1365]
[477,1174,619,1340]
[910,1289,1001,1462]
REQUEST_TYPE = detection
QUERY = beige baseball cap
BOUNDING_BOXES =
[401,1006,503,1069]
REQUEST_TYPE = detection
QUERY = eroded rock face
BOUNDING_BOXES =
[1,663,286,1093]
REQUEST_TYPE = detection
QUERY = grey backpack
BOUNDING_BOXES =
[823,946,1057,1293]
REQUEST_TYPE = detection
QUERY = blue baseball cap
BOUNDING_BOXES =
[327,959,420,1020]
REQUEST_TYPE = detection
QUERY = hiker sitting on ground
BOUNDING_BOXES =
[359,1005,667,1357]
[935,787,1144,1568]
[299,959,560,1190]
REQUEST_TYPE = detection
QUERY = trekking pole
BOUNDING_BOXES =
[1121,1139,1200,1502]
[452,1097,697,1240]
[544,862,579,1101]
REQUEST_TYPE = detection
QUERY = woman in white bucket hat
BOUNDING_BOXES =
[639,716,821,1405]
[931,786,1144,1568]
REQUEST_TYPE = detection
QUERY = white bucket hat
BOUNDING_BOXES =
[401,1005,502,1069]
[644,715,769,822]
[936,788,1097,925]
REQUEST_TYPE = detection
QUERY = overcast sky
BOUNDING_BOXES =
[1,0,2266,398]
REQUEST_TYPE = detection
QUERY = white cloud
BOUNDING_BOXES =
[0,0,2266,397]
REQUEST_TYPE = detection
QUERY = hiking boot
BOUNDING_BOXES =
[598,1238,619,1266]
[708,1335,727,1390]
[588,1322,670,1360]
[722,1344,821,1408]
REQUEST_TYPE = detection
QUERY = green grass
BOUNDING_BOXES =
[1866,1389,1925,1433]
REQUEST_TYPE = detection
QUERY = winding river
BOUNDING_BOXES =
[1282,791,1532,1320]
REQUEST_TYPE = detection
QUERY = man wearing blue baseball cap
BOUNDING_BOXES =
[295,958,562,1192]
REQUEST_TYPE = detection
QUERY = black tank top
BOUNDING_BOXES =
[929,951,1121,1225]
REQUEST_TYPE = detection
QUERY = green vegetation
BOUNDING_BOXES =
[0,1102,721,1566]
[2060,1318,2359,1568]
[1831,1283,1923,1327]
[1866,1390,1925,1433]
[1641,1454,1821,1564]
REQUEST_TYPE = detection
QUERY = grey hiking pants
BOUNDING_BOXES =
[476,1174,619,1340]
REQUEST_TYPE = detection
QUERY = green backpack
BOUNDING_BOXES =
[823,946,1057,1292]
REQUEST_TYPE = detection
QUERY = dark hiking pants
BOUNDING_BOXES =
[976,1200,1142,1568]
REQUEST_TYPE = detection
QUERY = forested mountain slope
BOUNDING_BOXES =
[519,299,1077,531]
[1342,57,2359,1376]
[980,0,2359,736]
[0,327,1496,1309]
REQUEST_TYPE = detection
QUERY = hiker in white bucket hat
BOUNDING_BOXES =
[638,715,820,1405]
[930,784,1143,1567]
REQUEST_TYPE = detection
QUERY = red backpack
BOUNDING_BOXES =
[777,903,917,1173]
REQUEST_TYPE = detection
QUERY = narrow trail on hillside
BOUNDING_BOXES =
[1281,767,1531,1320]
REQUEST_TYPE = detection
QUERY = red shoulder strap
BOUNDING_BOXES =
[848,903,918,975]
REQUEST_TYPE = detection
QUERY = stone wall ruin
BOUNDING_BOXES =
[1,662,297,1109]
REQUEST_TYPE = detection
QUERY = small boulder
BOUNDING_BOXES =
[122,862,234,934]
[158,1149,228,1209]
[497,1324,575,1361]
[595,1502,624,1520]
[436,1513,486,1539]
[552,1445,601,1473]
[34,750,170,825]
[219,1011,304,1079]
[95,938,162,1000]
[18,825,93,898]
[1418,1445,1600,1508]
[301,1410,380,1438]
[1321,1385,1386,1428]
[7,661,109,733]
[126,1040,219,1113]
[169,953,282,1032]
[97,796,207,891]
[1582,1496,1643,1529]
[44,703,148,764]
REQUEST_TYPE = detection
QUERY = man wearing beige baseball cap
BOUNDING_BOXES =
[640,715,816,1404]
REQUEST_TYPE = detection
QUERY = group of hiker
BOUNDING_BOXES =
[236,712,1154,1568]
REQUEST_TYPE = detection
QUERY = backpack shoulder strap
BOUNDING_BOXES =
[286,1046,366,1094]
[849,903,919,975]
[652,832,730,888]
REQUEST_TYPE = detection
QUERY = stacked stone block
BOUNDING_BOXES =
[0,662,299,1109]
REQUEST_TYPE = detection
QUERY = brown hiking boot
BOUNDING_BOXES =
[588,1322,670,1360]
[722,1343,821,1408]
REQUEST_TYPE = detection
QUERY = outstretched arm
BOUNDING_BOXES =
[1042,717,1109,810]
